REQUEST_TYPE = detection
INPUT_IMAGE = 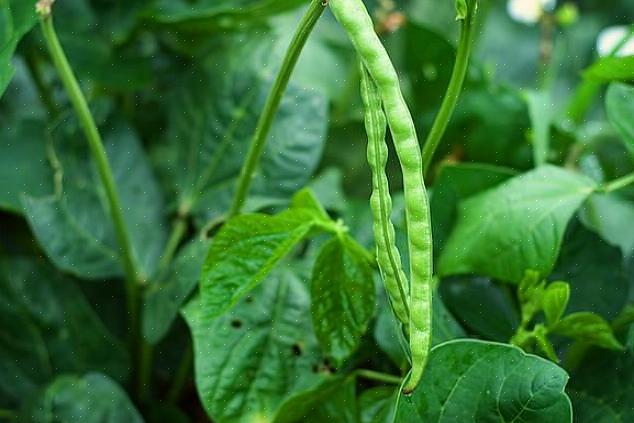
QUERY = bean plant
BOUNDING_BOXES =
[1,0,634,422]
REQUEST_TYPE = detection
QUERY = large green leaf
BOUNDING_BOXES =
[200,208,325,319]
[455,85,533,170]
[311,235,375,363]
[395,340,572,422]
[580,191,634,258]
[25,373,142,422]
[145,0,307,32]
[0,119,54,213]
[439,276,519,342]
[606,82,634,158]
[569,349,634,423]
[23,120,167,280]
[160,39,327,226]
[359,387,394,423]
[183,268,336,423]
[431,163,516,258]
[438,166,596,283]
[143,238,211,344]
[0,258,128,409]
[0,0,37,97]
[300,378,358,423]
[551,222,629,320]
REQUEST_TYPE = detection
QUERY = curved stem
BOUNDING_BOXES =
[227,0,326,218]
[601,171,634,193]
[355,369,402,385]
[421,0,478,174]
[156,216,188,276]
[39,13,141,353]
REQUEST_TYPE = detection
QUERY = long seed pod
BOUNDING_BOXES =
[329,0,433,394]
[360,63,410,325]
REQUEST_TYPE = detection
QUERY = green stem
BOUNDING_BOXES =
[39,14,142,353]
[601,171,634,193]
[156,216,188,276]
[355,369,402,385]
[421,0,478,174]
[227,0,326,218]
[137,341,153,402]
[167,343,194,403]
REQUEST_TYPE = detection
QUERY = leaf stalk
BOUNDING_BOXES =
[227,0,326,218]
[421,0,478,174]
[39,11,142,372]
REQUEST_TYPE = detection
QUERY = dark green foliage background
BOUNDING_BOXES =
[1,0,634,422]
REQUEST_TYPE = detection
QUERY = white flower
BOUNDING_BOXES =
[597,26,634,57]
[507,0,556,25]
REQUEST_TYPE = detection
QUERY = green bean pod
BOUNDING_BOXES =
[360,63,410,325]
[330,0,433,394]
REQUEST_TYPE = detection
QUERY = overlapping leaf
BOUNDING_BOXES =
[146,0,307,32]
[25,373,142,422]
[143,238,211,344]
[395,340,572,422]
[311,235,375,363]
[183,269,337,423]
[0,0,37,97]
[0,119,54,213]
[23,120,167,280]
[439,166,596,282]
[160,38,327,226]
[0,258,128,409]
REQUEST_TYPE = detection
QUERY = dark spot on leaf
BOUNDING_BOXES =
[230,319,242,329]
[245,296,253,304]
[291,342,302,356]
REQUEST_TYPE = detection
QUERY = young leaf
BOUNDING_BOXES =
[310,235,375,363]
[534,324,559,362]
[394,340,572,422]
[549,312,623,350]
[200,209,319,318]
[438,165,596,283]
[183,269,336,423]
[543,281,570,326]
[518,270,546,324]
[606,82,634,158]
[143,238,211,344]
[26,373,143,423]
[455,0,468,20]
